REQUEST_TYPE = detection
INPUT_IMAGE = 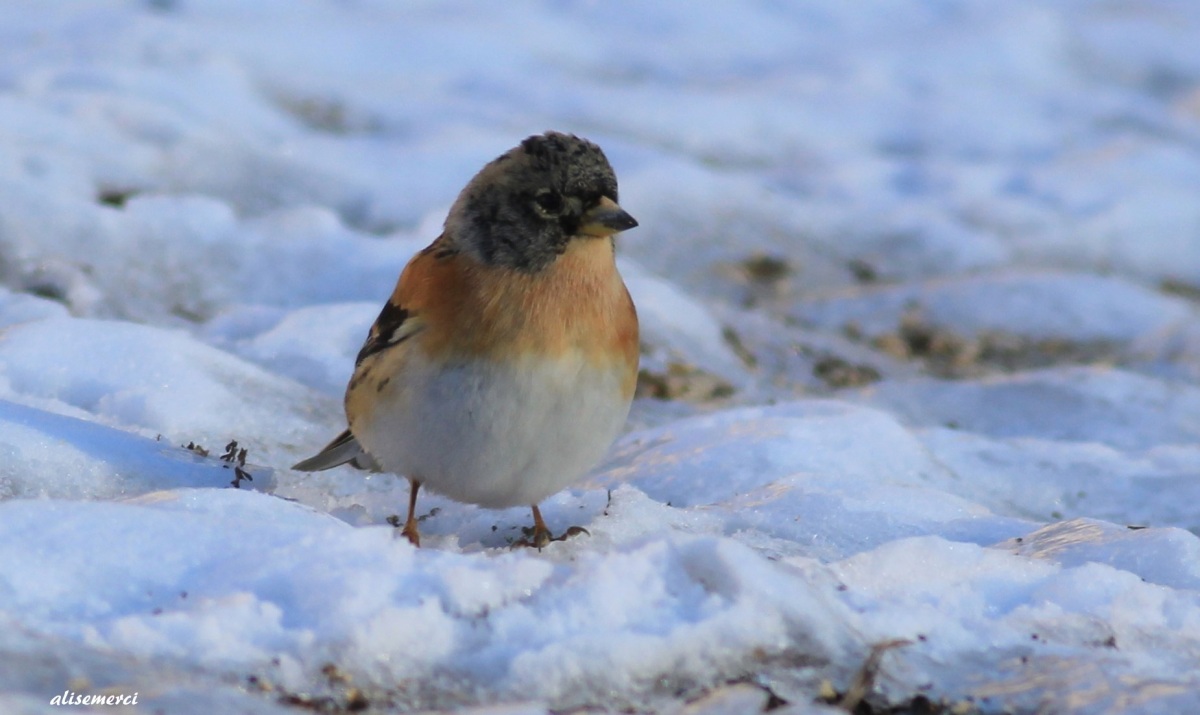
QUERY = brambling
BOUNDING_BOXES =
[294,131,639,548]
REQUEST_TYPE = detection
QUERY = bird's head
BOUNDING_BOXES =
[445,131,638,272]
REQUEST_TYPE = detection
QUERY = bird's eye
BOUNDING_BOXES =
[533,189,564,216]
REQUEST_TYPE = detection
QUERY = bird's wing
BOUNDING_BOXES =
[351,234,461,365]
[354,299,426,366]
[293,236,460,473]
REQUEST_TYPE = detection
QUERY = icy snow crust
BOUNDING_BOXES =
[2,2,1200,713]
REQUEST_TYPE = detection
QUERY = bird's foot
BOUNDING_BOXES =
[386,514,421,547]
[512,525,590,550]
[401,521,421,547]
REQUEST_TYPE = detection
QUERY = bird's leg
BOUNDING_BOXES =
[528,504,554,549]
[399,479,421,547]
[514,504,590,549]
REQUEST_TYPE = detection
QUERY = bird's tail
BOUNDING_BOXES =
[292,429,379,471]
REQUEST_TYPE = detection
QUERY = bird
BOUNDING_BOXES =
[293,131,639,548]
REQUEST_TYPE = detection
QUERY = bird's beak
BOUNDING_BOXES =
[578,196,638,237]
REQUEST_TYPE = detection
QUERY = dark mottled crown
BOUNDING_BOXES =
[444,131,621,272]
[516,132,619,204]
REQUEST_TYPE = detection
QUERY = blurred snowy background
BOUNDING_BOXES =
[1,1,1200,713]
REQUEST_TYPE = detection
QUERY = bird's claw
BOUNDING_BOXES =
[512,525,590,550]
[387,513,421,547]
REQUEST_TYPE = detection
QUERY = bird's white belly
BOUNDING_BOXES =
[354,352,631,508]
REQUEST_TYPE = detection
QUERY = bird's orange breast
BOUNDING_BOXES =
[396,237,639,396]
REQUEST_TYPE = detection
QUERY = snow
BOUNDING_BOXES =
[0,1,1199,713]
[794,271,1194,343]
